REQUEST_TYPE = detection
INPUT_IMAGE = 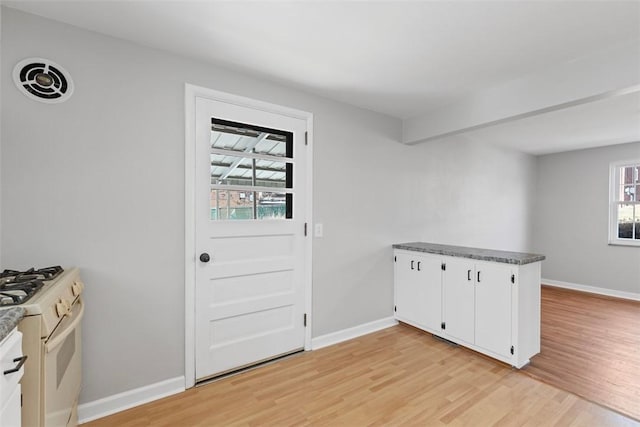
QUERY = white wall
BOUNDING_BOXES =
[1,7,536,407]
[315,134,537,335]
[0,7,404,403]
[534,141,640,295]
[396,135,537,252]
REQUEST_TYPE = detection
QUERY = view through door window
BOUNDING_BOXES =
[209,118,293,220]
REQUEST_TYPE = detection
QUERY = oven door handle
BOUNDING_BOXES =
[45,297,84,353]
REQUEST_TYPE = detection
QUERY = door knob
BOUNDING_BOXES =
[199,253,210,263]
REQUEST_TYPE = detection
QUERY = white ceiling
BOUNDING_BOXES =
[3,0,640,154]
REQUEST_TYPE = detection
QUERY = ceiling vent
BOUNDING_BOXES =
[13,58,74,104]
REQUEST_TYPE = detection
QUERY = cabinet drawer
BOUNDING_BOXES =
[0,329,25,408]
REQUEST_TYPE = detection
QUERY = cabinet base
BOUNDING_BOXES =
[396,319,537,369]
[431,334,458,347]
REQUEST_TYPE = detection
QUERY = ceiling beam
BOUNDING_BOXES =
[403,40,640,145]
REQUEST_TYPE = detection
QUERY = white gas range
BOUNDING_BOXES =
[0,266,85,427]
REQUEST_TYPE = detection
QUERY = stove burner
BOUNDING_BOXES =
[0,266,63,306]
[0,265,63,281]
[0,280,44,305]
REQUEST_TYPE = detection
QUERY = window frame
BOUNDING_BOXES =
[209,117,294,221]
[609,159,640,247]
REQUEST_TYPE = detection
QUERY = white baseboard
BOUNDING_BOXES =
[77,318,397,423]
[311,316,398,350]
[78,376,185,424]
[542,278,640,301]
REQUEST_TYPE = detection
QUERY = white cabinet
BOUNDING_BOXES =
[474,262,513,358]
[1,385,21,427]
[394,252,442,332]
[444,259,513,358]
[442,258,475,345]
[394,247,541,368]
[0,328,24,427]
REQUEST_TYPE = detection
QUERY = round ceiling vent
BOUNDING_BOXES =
[13,58,74,104]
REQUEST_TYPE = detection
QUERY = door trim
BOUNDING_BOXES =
[184,83,313,389]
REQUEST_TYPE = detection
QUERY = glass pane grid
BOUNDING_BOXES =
[210,189,290,221]
[620,185,638,202]
[210,146,291,163]
[209,118,294,221]
[210,125,288,158]
[622,166,637,185]
[254,137,287,157]
[210,155,289,188]
[617,202,638,240]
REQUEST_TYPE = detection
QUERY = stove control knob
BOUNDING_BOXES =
[56,300,66,318]
[72,281,84,296]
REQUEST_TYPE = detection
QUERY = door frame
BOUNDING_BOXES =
[184,83,313,389]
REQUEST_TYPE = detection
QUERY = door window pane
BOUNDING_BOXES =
[209,118,293,221]
[211,121,289,158]
[256,192,289,219]
[211,190,253,220]
[211,190,291,220]
[210,154,289,188]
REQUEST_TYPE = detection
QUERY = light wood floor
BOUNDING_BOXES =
[84,324,637,426]
[523,285,640,421]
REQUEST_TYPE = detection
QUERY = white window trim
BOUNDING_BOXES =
[609,159,640,247]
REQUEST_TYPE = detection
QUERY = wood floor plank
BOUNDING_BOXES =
[84,323,637,426]
[523,285,640,421]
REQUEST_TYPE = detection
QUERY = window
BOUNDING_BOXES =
[209,118,293,221]
[609,160,640,246]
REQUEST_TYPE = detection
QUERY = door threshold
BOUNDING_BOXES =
[196,348,305,386]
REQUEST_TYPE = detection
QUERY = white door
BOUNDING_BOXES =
[194,96,308,381]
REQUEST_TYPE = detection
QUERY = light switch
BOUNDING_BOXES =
[314,223,323,237]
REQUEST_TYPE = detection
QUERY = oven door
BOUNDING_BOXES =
[43,297,84,427]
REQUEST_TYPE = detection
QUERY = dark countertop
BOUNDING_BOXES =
[0,307,26,343]
[393,242,545,265]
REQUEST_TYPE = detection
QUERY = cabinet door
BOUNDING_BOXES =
[0,384,21,427]
[475,262,512,358]
[394,252,441,331]
[416,254,443,331]
[443,258,475,344]
[395,252,416,324]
